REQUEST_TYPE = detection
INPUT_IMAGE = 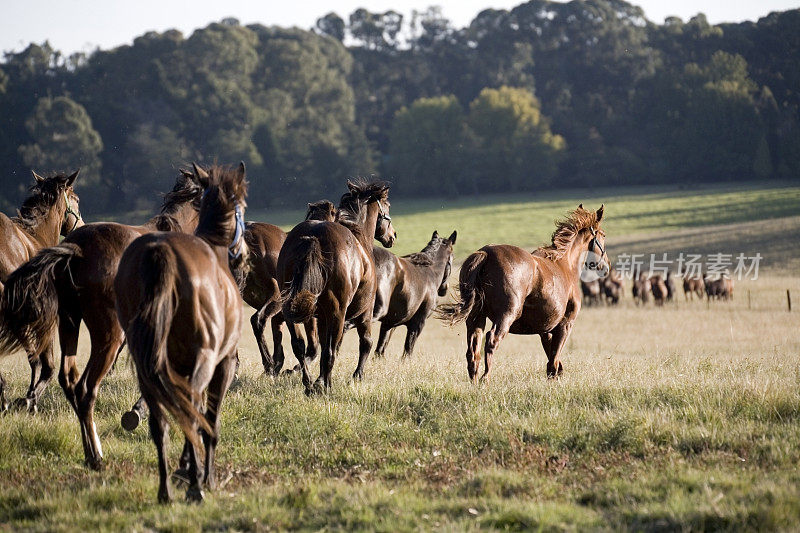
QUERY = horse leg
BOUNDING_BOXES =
[22,343,56,413]
[57,310,82,413]
[288,321,307,368]
[465,315,486,383]
[352,315,373,382]
[75,315,124,470]
[145,398,173,504]
[202,352,237,490]
[401,309,428,359]
[250,305,273,375]
[373,323,394,358]
[0,371,7,411]
[545,322,573,379]
[270,314,286,374]
[303,318,319,362]
[482,314,514,383]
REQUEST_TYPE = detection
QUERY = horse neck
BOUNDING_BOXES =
[22,204,64,247]
[354,201,379,250]
[557,232,592,278]
[168,203,200,234]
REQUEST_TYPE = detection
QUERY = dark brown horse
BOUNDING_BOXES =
[681,271,705,301]
[0,169,202,469]
[0,170,82,411]
[649,275,668,306]
[372,230,456,358]
[278,181,396,393]
[115,163,247,503]
[632,267,651,305]
[439,205,606,382]
[600,268,623,305]
[239,199,336,375]
[580,279,602,306]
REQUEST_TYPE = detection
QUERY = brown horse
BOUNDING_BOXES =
[372,230,456,358]
[239,199,336,375]
[600,268,623,305]
[115,163,247,503]
[278,181,396,393]
[0,169,202,469]
[439,205,606,382]
[0,169,82,411]
[649,275,668,306]
[664,271,677,301]
[632,267,651,305]
[681,271,705,301]
[580,279,602,306]
[704,275,734,300]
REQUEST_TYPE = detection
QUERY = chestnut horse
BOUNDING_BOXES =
[0,170,82,411]
[0,169,202,469]
[238,199,336,375]
[115,163,247,503]
[278,181,396,393]
[632,267,651,305]
[649,275,668,306]
[372,230,456,358]
[600,268,623,305]
[681,270,705,301]
[439,205,606,382]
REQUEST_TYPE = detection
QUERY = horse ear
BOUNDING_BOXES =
[237,161,246,178]
[66,169,80,188]
[179,168,195,182]
[578,203,583,210]
[432,230,439,240]
[596,204,604,223]
[192,163,209,187]
[31,170,45,183]
[448,230,457,244]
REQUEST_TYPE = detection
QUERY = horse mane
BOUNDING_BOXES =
[159,170,203,216]
[403,237,446,267]
[535,207,600,261]
[12,173,70,231]
[336,179,389,236]
[195,164,248,248]
[150,214,183,232]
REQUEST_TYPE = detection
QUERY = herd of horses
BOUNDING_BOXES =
[0,164,607,503]
[581,265,735,307]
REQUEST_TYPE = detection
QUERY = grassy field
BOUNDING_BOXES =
[1,182,800,530]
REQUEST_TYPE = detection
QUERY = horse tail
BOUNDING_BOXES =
[0,243,81,356]
[125,243,211,445]
[282,236,327,324]
[436,250,487,325]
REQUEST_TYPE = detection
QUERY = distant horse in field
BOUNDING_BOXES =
[704,275,734,301]
[372,230,456,358]
[649,275,668,306]
[681,271,705,301]
[580,279,602,306]
[438,205,606,382]
[664,271,677,301]
[600,268,623,305]
[279,181,396,393]
[0,169,202,469]
[632,268,651,305]
[0,170,82,411]
[238,199,336,375]
[115,163,248,503]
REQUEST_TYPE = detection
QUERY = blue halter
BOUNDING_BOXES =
[228,203,245,261]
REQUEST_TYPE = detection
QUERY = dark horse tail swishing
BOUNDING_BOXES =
[278,181,396,394]
[0,169,202,469]
[0,169,82,412]
[115,163,247,503]
[438,205,606,383]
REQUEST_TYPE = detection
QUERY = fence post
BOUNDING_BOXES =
[788,290,792,312]
[747,290,751,310]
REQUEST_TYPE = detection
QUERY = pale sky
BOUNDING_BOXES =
[1,0,798,56]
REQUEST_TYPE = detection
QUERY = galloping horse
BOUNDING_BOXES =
[0,170,82,411]
[372,231,456,358]
[238,199,336,375]
[115,163,247,503]
[279,181,396,393]
[0,169,202,469]
[439,205,606,382]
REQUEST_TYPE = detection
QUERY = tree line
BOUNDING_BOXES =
[0,0,798,214]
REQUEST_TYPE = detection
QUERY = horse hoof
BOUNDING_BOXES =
[186,487,205,503]
[121,409,142,432]
[86,457,105,471]
[158,490,173,504]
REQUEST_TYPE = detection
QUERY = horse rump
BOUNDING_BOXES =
[436,250,487,325]
[281,236,327,324]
